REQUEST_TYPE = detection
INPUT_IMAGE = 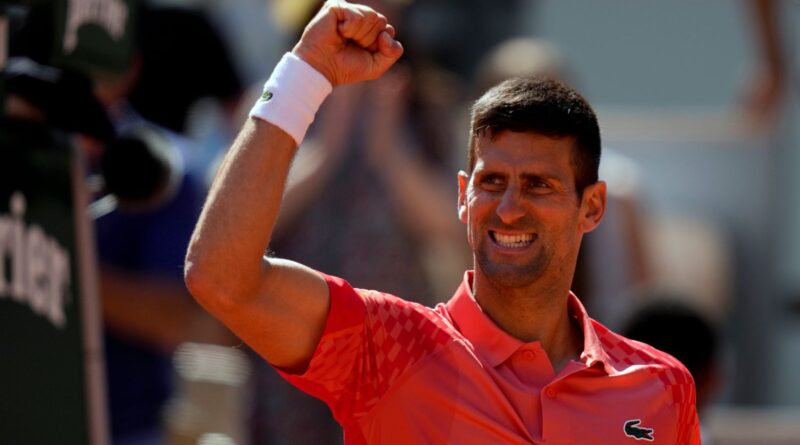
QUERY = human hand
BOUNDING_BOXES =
[292,0,404,86]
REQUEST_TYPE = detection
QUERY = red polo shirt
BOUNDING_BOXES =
[279,272,701,444]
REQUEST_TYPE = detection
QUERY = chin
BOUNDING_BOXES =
[477,254,545,289]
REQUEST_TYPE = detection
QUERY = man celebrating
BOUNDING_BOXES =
[185,1,701,443]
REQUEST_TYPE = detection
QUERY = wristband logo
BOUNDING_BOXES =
[623,419,654,441]
[261,89,273,102]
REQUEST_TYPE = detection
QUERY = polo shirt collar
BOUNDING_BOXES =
[568,288,612,369]
[445,271,611,370]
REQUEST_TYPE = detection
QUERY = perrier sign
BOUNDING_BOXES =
[0,118,107,444]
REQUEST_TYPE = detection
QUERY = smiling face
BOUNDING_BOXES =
[458,130,606,290]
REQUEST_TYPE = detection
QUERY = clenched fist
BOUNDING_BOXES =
[292,0,404,86]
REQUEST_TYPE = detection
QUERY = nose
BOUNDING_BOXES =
[496,188,525,224]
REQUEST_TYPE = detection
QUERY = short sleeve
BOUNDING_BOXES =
[275,274,366,422]
[675,370,701,445]
[276,273,454,425]
[652,353,702,445]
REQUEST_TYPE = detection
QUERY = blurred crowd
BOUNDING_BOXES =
[0,0,792,444]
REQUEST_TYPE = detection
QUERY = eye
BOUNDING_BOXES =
[526,178,553,193]
[479,174,506,192]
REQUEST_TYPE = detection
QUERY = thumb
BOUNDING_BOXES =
[371,31,404,76]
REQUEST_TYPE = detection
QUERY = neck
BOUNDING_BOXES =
[472,268,583,372]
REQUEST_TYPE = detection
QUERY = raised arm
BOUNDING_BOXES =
[184,1,402,372]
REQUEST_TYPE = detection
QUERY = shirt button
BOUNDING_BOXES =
[522,350,536,360]
[545,387,557,399]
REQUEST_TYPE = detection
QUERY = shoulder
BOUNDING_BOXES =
[296,279,461,418]
[593,320,695,398]
[321,274,459,348]
[355,288,460,349]
[592,321,702,443]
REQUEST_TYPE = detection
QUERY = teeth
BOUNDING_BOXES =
[493,232,534,248]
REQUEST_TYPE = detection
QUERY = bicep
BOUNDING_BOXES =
[212,257,331,372]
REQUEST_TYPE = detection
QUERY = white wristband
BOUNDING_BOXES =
[249,52,333,145]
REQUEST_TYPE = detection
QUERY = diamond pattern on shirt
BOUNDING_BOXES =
[595,323,700,444]
[366,290,457,400]
[299,288,456,423]
[281,274,702,444]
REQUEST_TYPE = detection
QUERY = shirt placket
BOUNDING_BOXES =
[539,360,589,443]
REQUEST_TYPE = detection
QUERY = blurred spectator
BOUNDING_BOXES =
[401,0,527,79]
[0,54,229,445]
[127,2,243,135]
[94,119,230,445]
[622,298,720,444]
[2,58,114,141]
[473,37,568,93]
[11,0,247,179]
[90,31,237,445]
[7,2,240,442]
[739,0,789,129]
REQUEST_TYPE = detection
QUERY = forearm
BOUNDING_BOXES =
[185,119,297,297]
[187,0,403,294]
[183,1,403,369]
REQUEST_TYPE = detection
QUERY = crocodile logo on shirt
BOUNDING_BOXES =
[624,419,654,441]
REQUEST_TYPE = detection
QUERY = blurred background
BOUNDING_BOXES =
[0,0,798,444]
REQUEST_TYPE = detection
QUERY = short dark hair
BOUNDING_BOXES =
[468,76,601,194]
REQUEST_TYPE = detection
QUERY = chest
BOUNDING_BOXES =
[358,344,677,444]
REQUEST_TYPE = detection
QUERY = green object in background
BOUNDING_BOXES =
[52,0,137,75]
[0,118,107,445]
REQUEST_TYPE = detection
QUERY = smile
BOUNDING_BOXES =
[490,231,535,248]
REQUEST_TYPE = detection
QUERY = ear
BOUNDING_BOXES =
[579,180,606,233]
[457,171,469,224]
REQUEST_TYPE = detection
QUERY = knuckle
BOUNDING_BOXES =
[323,2,337,15]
